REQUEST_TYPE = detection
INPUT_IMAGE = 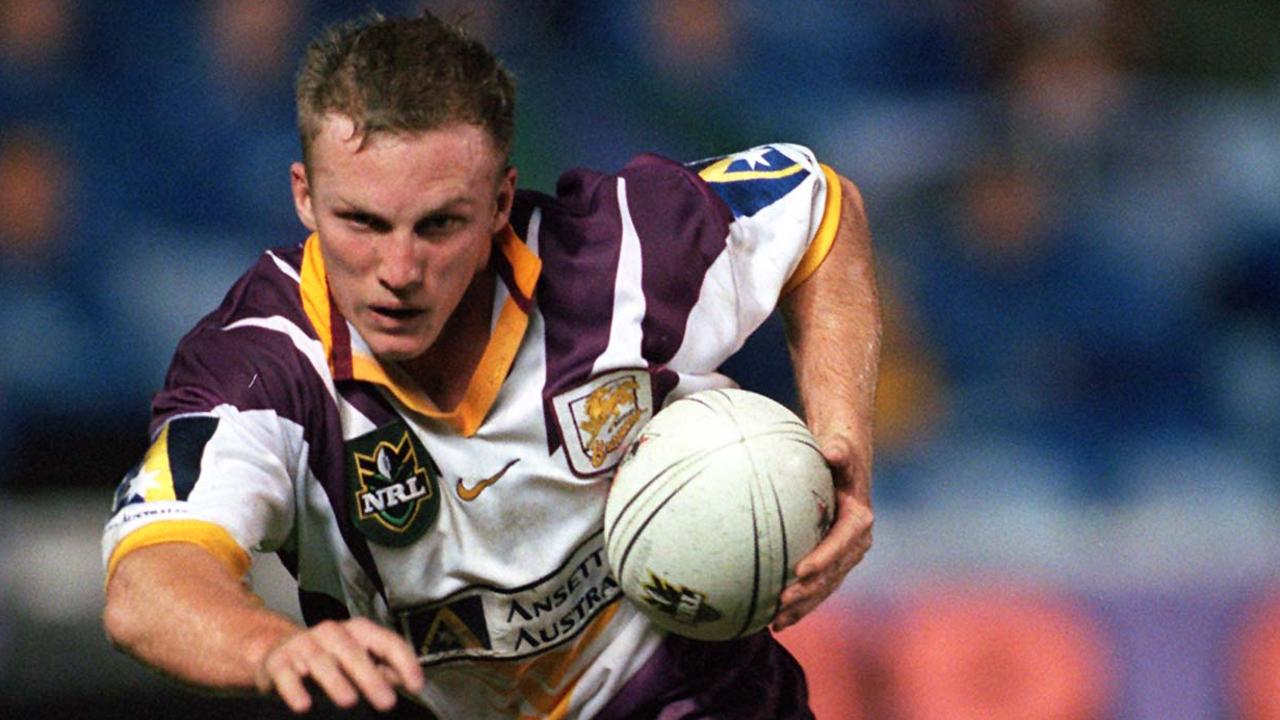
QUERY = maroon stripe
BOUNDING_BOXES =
[186,245,315,349]
[652,367,680,411]
[622,154,731,366]
[595,632,812,719]
[298,588,352,625]
[329,295,354,380]
[337,381,399,427]
[514,179,625,453]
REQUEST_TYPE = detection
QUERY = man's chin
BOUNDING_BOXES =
[370,343,428,363]
[363,332,432,363]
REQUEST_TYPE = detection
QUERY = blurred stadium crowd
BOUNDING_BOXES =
[1,0,1278,718]
[3,0,1279,503]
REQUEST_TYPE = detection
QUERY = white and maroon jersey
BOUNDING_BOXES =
[103,144,842,719]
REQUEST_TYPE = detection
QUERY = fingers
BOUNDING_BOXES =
[774,541,850,631]
[256,619,422,713]
[348,617,425,696]
[306,651,362,709]
[259,650,315,714]
[795,499,872,579]
[773,580,824,632]
[773,494,873,632]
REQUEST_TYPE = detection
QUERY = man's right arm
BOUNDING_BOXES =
[104,542,424,713]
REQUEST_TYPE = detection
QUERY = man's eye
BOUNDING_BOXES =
[338,212,389,232]
[416,215,464,236]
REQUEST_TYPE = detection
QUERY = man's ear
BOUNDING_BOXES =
[291,162,317,231]
[491,166,517,234]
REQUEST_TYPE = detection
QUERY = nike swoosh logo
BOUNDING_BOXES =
[456,459,520,501]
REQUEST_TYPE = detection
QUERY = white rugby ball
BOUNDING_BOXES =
[604,388,835,641]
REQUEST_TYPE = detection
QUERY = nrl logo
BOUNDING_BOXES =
[346,421,441,547]
[642,571,722,626]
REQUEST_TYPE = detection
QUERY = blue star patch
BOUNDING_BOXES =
[689,146,810,219]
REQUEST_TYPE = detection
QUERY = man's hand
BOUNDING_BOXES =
[772,437,873,631]
[255,617,425,713]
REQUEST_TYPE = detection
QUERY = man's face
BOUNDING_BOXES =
[291,116,515,362]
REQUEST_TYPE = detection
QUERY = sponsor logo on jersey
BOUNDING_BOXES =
[397,532,622,665]
[346,420,441,547]
[689,145,810,219]
[642,571,722,625]
[551,369,653,477]
[407,595,492,657]
[455,458,520,501]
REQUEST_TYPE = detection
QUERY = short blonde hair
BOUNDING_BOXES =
[295,11,515,164]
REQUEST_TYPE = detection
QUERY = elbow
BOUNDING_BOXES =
[838,174,867,220]
[103,571,144,653]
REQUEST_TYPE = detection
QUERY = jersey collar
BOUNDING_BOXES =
[299,226,541,436]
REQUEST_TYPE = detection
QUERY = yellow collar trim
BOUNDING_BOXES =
[298,227,541,436]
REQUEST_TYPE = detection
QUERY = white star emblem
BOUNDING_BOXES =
[738,147,773,170]
[126,465,165,503]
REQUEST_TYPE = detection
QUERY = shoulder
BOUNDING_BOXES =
[200,245,311,331]
[509,152,726,254]
[153,244,330,430]
[512,143,825,233]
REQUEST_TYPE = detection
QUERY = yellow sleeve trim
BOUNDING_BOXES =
[106,519,251,585]
[780,164,842,297]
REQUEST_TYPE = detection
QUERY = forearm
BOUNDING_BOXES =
[781,174,881,500]
[104,542,300,692]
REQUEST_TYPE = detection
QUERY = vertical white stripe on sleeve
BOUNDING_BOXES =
[592,178,647,373]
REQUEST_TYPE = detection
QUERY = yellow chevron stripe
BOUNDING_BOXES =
[141,424,175,502]
[698,156,807,183]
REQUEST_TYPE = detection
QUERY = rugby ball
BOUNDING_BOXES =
[604,388,835,641]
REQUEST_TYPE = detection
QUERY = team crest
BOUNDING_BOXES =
[346,420,441,547]
[552,369,653,477]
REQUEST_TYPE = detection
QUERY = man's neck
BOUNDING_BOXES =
[402,269,496,413]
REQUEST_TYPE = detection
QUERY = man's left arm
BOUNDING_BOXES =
[774,172,881,631]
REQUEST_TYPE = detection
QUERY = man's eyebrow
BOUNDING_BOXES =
[421,195,478,213]
[332,195,478,217]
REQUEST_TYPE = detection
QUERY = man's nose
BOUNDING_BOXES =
[378,232,423,290]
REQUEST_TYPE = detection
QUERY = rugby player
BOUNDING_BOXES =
[102,10,879,718]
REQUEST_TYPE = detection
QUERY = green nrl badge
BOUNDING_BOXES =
[346,420,441,547]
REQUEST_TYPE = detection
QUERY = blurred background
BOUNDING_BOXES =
[1,0,1277,717]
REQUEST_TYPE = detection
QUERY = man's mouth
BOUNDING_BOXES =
[371,306,424,321]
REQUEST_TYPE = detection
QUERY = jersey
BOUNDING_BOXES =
[103,143,842,719]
